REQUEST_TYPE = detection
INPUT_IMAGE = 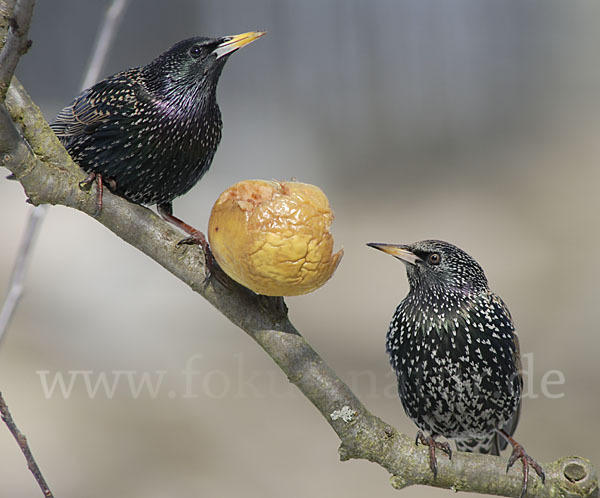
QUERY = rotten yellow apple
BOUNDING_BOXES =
[208,180,343,296]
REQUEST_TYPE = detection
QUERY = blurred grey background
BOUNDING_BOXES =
[1,1,599,497]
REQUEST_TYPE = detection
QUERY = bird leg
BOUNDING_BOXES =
[415,431,452,479]
[157,203,208,248]
[79,172,104,217]
[157,202,225,285]
[498,429,545,498]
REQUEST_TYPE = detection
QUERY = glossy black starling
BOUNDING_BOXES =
[368,239,544,498]
[51,31,265,240]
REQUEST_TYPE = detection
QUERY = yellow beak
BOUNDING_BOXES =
[367,243,422,265]
[214,31,266,59]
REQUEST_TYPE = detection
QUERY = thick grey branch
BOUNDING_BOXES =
[0,79,597,498]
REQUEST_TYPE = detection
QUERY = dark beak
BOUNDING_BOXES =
[367,243,422,265]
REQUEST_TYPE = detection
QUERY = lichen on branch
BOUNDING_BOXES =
[1,78,597,498]
[0,2,597,492]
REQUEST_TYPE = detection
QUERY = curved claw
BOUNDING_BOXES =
[437,441,452,460]
[175,232,214,281]
[79,172,104,217]
[500,429,545,498]
[415,431,452,479]
[78,172,96,191]
[155,205,236,288]
[176,234,235,289]
[176,234,206,247]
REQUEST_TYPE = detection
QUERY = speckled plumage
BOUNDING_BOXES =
[51,34,261,210]
[369,239,543,496]
[384,240,520,453]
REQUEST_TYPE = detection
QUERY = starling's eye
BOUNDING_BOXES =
[428,253,441,265]
[189,45,202,58]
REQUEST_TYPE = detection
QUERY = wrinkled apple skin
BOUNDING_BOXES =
[208,180,343,296]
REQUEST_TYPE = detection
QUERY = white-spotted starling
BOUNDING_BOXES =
[368,239,544,498]
[51,32,265,243]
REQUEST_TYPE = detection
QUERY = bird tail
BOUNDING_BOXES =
[456,405,520,456]
[455,433,505,456]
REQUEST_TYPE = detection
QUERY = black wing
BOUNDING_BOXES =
[490,293,522,453]
[51,69,144,139]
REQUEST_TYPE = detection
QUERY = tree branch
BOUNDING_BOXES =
[0,0,130,344]
[0,200,44,342]
[80,0,129,90]
[0,78,597,498]
[0,0,35,100]
[0,392,54,497]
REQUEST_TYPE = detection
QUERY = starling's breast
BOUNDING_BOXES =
[60,81,223,206]
[120,100,222,204]
[386,293,521,438]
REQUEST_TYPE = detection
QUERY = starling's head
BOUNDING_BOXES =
[368,239,489,296]
[143,32,265,99]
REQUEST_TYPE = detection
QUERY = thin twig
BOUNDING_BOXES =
[80,0,129,90]
[0,0,38,347]
[0,2,597,496]
[0,203,45,343]
[0,392,54,497]
[0,0,130,344]
[2,78,598,497]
